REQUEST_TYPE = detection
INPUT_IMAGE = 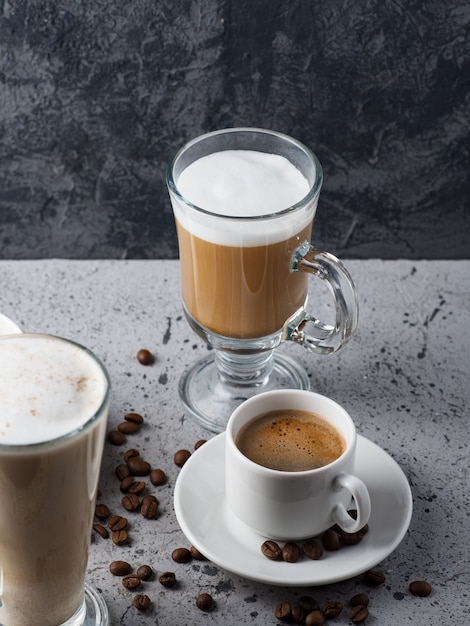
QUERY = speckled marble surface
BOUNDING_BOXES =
[0,259,469,625]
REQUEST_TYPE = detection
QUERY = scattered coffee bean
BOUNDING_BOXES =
[108,429,126,445]
[349,604,369,623]
[136,564,153,581]
[95,503,111,520]
[261,540,281,560]
[299,596,319,613]
[92,523,109,539]
[109,560,132,576]
[128,481,146,495]
[322,528,341,551]
[108,515,128,531]
[194,439,207,450]
[282,542,301,563]
[303,539,324,560]
[291,605,305,624]
[122,574,141,590]
[112,529,129,545]
[115,463,131,481]
[149,468,167,486]
[137,349,154,365]
[174,449,191,467]
[124,448,140,462]
[321,601,343,619]
[171,547,191,563]
[196,593,213,611]
[409,580,432,597]
[305,609,325,626]
[190,545,206,560]
[133,594,151,611]
[275,601,292,622]
[159,571,177,587]
[119,476,135,493]
[127,457,151,476]
[364,568,386,586]
[350,593,370,607]
[117,421,139,434]
[141,495,159,519]
[122,493,140,512]
[125,412,144,425]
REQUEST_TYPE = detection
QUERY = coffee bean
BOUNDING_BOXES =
[350,593,370,607]
[136,565,153,581]
[322,601,343,619]
[141,495,158,519]
[174,449,191,467]
[112,529,128,545]
[159,571,177,587]
[137,349,154,365]
[108,515,128,531]
[275,601,291,622]
[133,594,151,611]
[261,540,281,560]
[194,439,207,450]
[340,530,364,546]
[305,609,325,626]
[359,523,369,536]
[122,493,140,512]
[125,412,144,425]
[95,503,111,520]
[409,580,432,597]
[118,421,140,434]
[291,605,305,624]
[190,545,206,560]
[322,528,341,551]
[282,542,301,563]
[196,593,213,611]
[127,457,151,476]
[107,429,126,445]
[124,448,140,462]
[149,468,167,486]
[171,547,191,563]
[303,539,324,560]
[128,481,146,495]
[92,523,109,539]
[119,476,135,493]
[115,463,131,481]
[299,596,319,613]
[109,560,132,576]
[364,569,386,586]
[349,605,369,623]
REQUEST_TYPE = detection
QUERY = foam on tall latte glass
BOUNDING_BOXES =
[0,334,108,445]
[174,149,312,246]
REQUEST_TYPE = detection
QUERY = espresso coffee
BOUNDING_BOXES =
[172,149,314,339]
[0,334,109,626]
[236,409,346,471]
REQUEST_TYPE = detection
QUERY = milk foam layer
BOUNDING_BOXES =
[0,335,108,445]
[172,150,316,247]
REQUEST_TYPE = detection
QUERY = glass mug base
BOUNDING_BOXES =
[59,584,109,626]
[178,350,310,433]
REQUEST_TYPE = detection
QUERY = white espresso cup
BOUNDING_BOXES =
[225,389,371,540]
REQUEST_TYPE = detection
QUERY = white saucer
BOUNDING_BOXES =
[174,433,413,587]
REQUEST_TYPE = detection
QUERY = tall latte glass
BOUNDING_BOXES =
[0,334,111,626]
[167,128,358,432]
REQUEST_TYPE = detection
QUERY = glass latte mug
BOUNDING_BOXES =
[167,128,358,432]
[0,334,111,626]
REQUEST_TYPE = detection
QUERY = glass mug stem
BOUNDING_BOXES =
[284,242,359,355]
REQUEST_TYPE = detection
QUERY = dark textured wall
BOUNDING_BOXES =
[0,0,469,260]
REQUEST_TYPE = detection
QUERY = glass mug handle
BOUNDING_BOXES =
[283,241,359,354]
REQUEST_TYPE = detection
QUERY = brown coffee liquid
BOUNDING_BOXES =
[176,221,312,339]
[236,409,346,471]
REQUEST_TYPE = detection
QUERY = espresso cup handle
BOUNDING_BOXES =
[331,473,371,533]
[284,242,359,354]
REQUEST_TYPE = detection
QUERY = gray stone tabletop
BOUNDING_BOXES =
[0,259,469,625]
